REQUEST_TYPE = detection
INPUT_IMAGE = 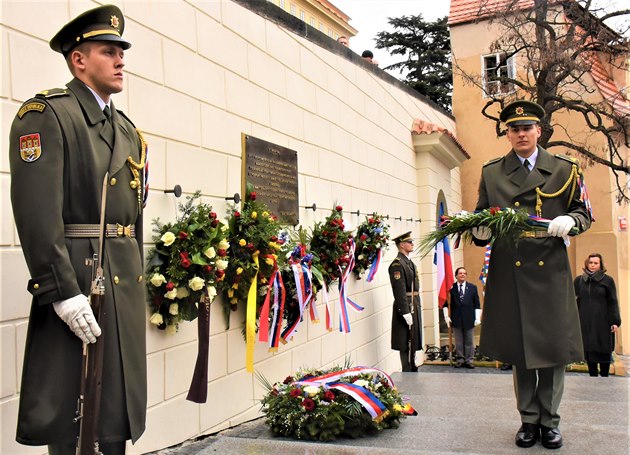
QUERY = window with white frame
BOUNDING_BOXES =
[279,0,285,9]
[290,4,296,15]
[300,10,305,21]
[310,17,316,27]
[482,53,515,96]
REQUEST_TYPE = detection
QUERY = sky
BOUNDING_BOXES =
[332,0,451,73]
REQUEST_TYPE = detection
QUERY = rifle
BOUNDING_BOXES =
[74,174,108,455]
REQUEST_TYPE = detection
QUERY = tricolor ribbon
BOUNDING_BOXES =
[337,239,363,332]
[578,172,594,221]
[295,366,394,421]
[259,255,285,352]
[268,271,286,350]
[245,251,259,372]
[365,249,381,282]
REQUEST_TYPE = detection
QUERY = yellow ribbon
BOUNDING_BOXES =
[246,251,260,372]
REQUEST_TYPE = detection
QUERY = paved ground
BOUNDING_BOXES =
[149,356,629,455]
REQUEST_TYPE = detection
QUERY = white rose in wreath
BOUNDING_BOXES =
[188,276,205,291]
[160,231,176,246]
[150,273,166,287]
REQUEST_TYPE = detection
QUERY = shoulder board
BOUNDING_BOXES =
[18,101,47,119]
[391,258,401,265]
[554,154,578,165]
[116,109,136,128]
[483,157,503,167]
[36,88,69,99]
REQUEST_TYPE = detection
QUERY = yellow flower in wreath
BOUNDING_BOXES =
[232,283,239,290]
[239,239,247,247]
[169,303,179,315]
[236,267,243,275]
[227,289,234,298]
[251,211,258,219]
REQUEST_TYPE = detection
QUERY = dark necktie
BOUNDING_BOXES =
[101,105,114,149]
[523,159,531,173]
[459,284,464,300]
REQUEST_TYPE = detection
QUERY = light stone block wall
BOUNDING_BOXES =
[0,1,460,453]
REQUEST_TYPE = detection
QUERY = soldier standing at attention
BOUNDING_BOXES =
[9,5,147,454]
[472,101,590,450]
[388,232,422,372]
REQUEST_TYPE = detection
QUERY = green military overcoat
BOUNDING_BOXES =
[9,78,147,445]
[475,147,591,369]
[388,253,422,351]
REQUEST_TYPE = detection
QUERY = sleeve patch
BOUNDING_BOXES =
[393,271,401,280]
[19,133,42,162]
[18,102,46,119]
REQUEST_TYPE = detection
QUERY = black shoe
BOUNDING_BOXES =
[515,423,539,448]
[464,362,475,369]
[540,426,563,449]
[453,362,463,368]
[500,364,513,371]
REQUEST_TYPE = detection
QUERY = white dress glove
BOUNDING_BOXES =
[471,226,492,240]
[442,307,451,327]
[402,313,413,327]
[474,309,482,326]
[547,215,575,237]
[53,294,101,344]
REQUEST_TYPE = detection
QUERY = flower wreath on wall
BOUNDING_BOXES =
[259,363,414,441]
[145,191,229,402]
[222,186,288,371]
[309,206,363,332]
[352,213,390,281]
[146,191,228,331]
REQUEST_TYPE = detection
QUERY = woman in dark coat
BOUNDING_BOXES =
[574,254,621,377]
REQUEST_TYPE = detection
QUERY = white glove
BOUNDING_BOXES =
[474,309,482,326]
[547,215,575,237]
[442,307,451,327]
[53,294,101,344]
[471,226,492,240]
[402,313,413,327]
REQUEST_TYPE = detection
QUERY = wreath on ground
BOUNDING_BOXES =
[259,362,411,441]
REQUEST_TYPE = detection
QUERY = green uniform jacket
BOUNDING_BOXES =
[388,253,422,351]
[475,147,591,369]
[9,78,147,445]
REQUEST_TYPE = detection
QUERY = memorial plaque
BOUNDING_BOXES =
[242,134,299,225]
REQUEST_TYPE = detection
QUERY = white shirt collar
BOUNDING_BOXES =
[85,85,111,111]
[517,148,538,169]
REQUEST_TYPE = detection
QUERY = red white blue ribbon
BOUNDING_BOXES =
[366,249,381,282]
[337,239,363,332]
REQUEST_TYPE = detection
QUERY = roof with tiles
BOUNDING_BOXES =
[448,0,629,117]
[411,119,471,159]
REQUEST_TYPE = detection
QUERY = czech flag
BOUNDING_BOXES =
[434,202,454,308]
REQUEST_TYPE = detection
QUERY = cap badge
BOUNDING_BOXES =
[515,106,525,115]
[19,133,42,162]
[110,15,120,30]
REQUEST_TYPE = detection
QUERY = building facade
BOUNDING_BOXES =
[0,1,461,453]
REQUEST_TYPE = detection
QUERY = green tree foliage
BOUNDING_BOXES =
[375,15,452,112]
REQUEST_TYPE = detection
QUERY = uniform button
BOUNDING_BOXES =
[515,261,521,267]
[514,201,520,207]
[110,177,117,186]
[114,276,120,285]
[538,261,544,266]
[130,180,139,189]
[137,275,143,282]
[33,283,40,289]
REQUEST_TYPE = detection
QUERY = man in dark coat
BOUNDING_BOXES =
[472,101,591,450]
[388,232,422,372]
[444,267,481,368]
[9,5,147,454]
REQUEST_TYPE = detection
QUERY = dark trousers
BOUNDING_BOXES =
[513,365,565,429]
[48,440,126,455]
[587,361,610,377]
[399,350,418,372]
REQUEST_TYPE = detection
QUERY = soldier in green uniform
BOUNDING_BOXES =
[472,101,591,449]
[388,232,422,372]
[9,5,147,454]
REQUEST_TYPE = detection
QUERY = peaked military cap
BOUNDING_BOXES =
[50,4,131,56]
[393,231,413,244]
[500,100,545,126]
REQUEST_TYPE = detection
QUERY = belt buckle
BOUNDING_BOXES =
[522,231,535,238]
[116,223,131,237]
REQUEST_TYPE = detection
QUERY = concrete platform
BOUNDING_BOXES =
[150,365,629,455]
